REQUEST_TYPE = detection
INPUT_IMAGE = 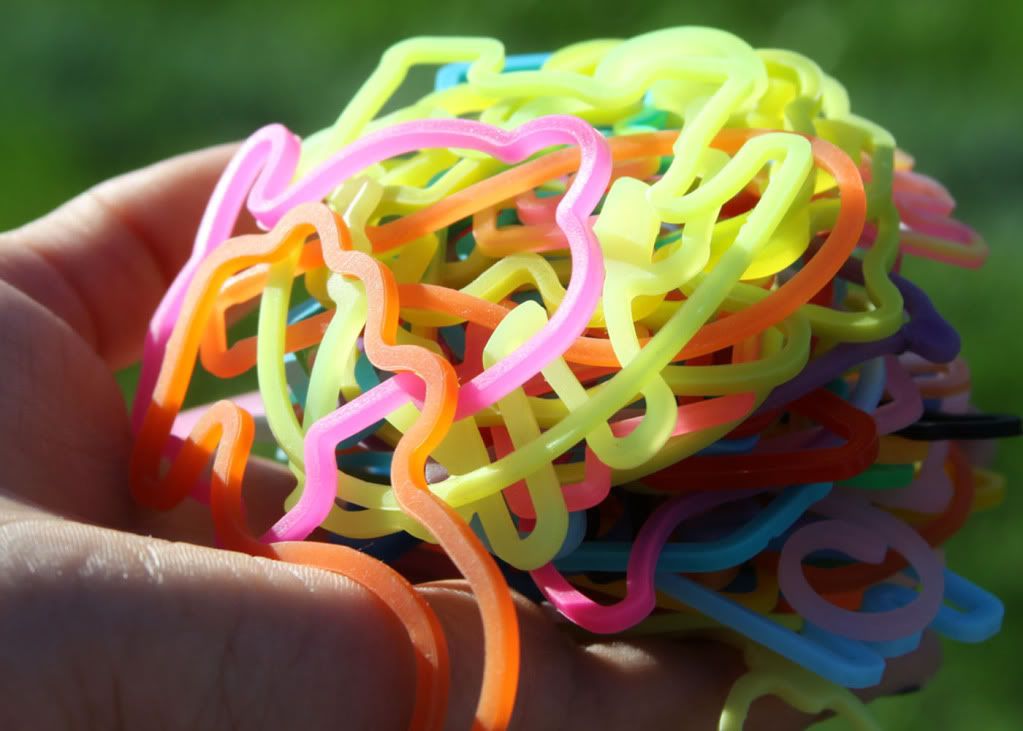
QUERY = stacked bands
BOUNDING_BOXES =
[130,28,1015,730]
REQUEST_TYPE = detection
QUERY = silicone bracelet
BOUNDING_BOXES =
[656,572,885,688]
[146,398,451,730]
[777,493,945,642]
[125,29,1016,730]
[190,129,858,385]
[644,389,878,491]
[759,444,974,595]
[532,488,759,634]
[753,356,884,454]
[364,129,855,507]
[434,52,552,91]
[306,207,522,728]
[858,569,1003,644]
[758,271,959,414]
[869,441,952,514]
[131,204,519,728]
[553,482,830,573]
[895,410,1023,441]
[136,112,610,426]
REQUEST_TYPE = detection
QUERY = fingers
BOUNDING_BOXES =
[0,503,418,731]
[0,280,132,528]
[0,144,239,368]
[0,277,300,541]
[417,583,744,730]
[0,482,943,731]
[131,455,300,547]
[421,583,743,730]
[419,583,941,731]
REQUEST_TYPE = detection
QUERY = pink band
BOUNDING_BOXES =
[778,492,945,642]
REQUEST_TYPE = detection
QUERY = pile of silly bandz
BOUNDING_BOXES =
[129,28,1019,730]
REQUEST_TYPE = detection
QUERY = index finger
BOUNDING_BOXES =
[0,144,239,368]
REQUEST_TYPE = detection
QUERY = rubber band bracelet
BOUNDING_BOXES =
[895,411,1022,441]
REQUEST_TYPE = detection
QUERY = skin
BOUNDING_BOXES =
[0,146,939,730]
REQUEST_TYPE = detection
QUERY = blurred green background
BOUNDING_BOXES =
[2,1,1019,728]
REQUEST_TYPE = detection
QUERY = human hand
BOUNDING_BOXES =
[0,148,939,730]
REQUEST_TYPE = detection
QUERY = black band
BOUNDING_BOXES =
[895,410,1023,441]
